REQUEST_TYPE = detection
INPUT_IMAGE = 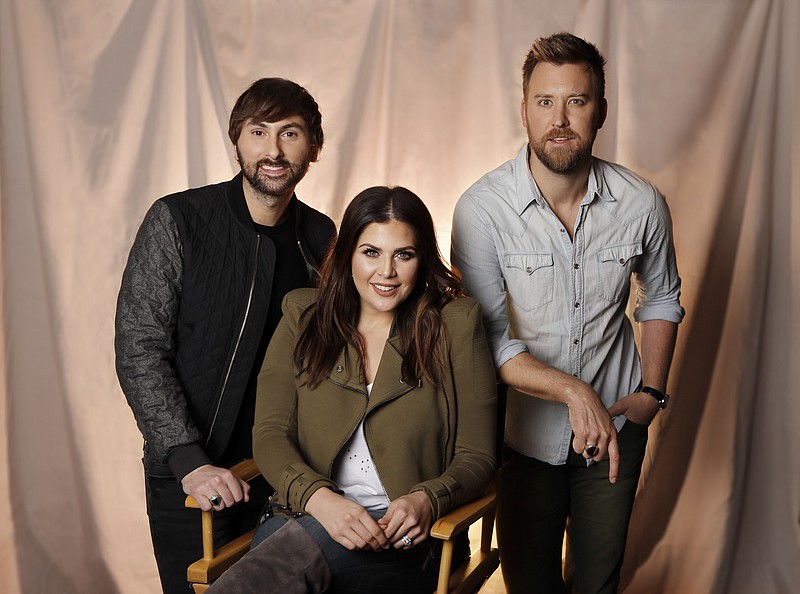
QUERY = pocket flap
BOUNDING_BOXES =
[504,252,554,275]
[597,243,642,266]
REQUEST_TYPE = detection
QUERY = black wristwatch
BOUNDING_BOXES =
[641,386,670,410]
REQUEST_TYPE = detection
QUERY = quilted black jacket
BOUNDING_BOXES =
[115,173,335,481]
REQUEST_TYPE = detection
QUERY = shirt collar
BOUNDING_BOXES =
[515,144,616,213]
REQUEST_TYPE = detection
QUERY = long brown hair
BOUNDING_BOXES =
[294,186,463,388]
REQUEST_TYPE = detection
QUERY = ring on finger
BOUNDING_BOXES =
[401,534,412,547]
[209,494,222,507]
[584,444,599,457]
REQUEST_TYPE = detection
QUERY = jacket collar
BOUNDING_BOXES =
[326,333,418,408]
[225,171,303,233]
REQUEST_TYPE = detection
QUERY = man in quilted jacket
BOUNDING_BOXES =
[115,78,336,594]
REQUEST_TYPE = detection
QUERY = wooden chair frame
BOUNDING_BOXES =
[185,459,499,594]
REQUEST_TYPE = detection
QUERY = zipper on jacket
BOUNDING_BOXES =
[324,378,417,483]
[324,377,368,477]
[296,238,318,280]
[205,234,261,446]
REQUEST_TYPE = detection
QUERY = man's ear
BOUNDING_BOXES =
[309,145,321,163]
[232,144,240,163]
[596,98,608,130]
[520,99,528,128]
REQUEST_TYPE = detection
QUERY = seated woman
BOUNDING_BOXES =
[208,186,497,594]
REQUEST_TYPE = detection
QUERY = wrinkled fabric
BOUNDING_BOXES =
[1,2,798,593]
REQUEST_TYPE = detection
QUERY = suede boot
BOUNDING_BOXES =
[206,520,332,594]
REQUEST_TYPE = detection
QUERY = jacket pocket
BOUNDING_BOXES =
[595,242,642,303]
[503,252,554,311]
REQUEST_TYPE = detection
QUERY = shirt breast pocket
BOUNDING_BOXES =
[503,252,554,311]
[595,242,642,303]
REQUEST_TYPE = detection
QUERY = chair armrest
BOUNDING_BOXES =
[184,459,261,509]
[429,486,497,541]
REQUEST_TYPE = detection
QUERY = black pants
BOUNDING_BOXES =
[496,420,649,594]
[144,461,270,594]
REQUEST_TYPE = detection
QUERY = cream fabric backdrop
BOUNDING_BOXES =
[1,1,798,592]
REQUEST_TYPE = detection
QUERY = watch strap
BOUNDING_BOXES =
[641,385,670,409]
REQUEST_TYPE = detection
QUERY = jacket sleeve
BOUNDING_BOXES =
[252,290,338,511]
[114,200,210,480]
[411,298,498,519]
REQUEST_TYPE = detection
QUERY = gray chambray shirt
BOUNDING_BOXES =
[451,144,684,465]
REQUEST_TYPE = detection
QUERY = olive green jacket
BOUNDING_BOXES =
[253,288,497,520]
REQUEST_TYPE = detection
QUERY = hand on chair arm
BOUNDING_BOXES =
[181,464,250,512]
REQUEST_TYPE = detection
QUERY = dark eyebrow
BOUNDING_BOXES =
[533,92,590,99]
[247,121,305,132]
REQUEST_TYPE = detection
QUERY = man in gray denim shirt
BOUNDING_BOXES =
[451,33,684,593]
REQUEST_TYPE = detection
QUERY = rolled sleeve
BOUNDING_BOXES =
[451,192,529,369]
[633,193,685,324]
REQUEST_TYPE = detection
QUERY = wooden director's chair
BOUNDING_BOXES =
[185,459,500,594]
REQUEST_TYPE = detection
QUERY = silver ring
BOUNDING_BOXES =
[209,495,222,506]
[401,534,412,547]
[584,444,599,457]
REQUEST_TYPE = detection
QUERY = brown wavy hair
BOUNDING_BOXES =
[522,32,606,102]
[294,186,463,388]
[228,78,323,160]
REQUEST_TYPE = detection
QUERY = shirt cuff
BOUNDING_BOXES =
[166,443,212,483]
[494,340,529,369]
[633,303,685,324]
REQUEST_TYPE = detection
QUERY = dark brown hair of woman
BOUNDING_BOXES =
[294,186,464,388]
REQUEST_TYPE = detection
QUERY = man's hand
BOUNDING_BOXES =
[499,353,621,483]
[305,488,390,551]
[181,464,250,511]
[607,391,660,426]
[378,491,433,549]
[565,382,620,484]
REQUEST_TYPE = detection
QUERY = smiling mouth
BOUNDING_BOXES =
[260,164,288,176]
[372,283,399,293]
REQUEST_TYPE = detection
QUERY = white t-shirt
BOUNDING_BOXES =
[331,384,390,512]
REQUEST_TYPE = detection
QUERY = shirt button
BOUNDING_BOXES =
[574,263,579,269]
[619,258,625,264]
[336,365,343,372]
[526,266,533,274]
[573,339,579,345]
[574,302,580,308]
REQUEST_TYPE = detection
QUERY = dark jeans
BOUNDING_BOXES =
[252,509,470,594]
[144,461,270,594]
[496,420,649,594]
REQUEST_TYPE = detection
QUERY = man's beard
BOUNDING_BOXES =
[530,128,596,174]
[238,151,311,201]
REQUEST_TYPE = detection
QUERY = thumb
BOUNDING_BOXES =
[607,401,625,418]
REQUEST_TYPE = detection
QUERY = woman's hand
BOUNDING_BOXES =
[378,491,433,549]
[305,487,390,551]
